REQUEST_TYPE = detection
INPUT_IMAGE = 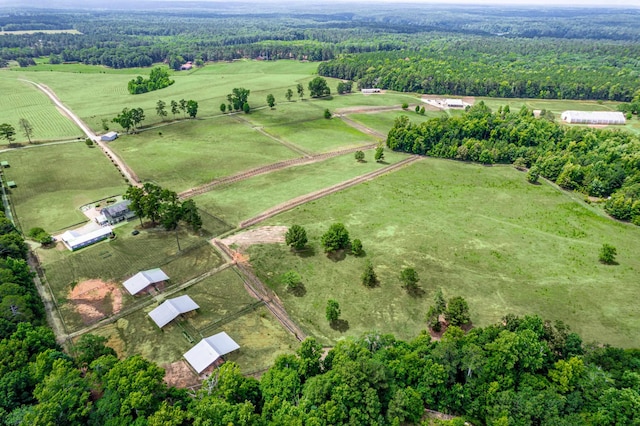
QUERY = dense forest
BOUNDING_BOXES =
[386,102,640,225]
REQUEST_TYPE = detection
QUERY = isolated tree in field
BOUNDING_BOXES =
[351,238,363,256]
[112,108,134,133]
[419,106,425,115]
[308,76,331,98]
[285,88,293,102]
[18,118,34,143]
[324,108,332,119]
[0,123,16,142]
[266,94,276,109]
[321,223,350,252]
[285,224,308,250]
[282,270,302,291]
[101,118,110,132]
[599,244,617,265]
[186,100,199,118]
[179,99,188,117]
[326,299,340,323]
[296,83,304,100]
[362,260,378,288]
[374,146,385,162]
[170,100,180,117]
[220,103,226,114]
[155,100,167,120]
[401,102,409,110]
[415,105,420,113]
[445,296,471,327]
[227,87,251,111]
[400,267,419,292]
[243,102,251,114]
[354,150,365,162]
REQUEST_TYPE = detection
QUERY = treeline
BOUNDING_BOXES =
[386,102,640,224]
[318,38,640,101]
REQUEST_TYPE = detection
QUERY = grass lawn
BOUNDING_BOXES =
[193,149,410,226]
[348,110,447,136]
[109,116,298,192]
[246,158,640,348]
[91,267,299,374]
[39,222,223,332]
[0,76,82,143]
[321,91,420,109]
[478,97,621,115]
[9,60,319,132]
[2,143,127,232]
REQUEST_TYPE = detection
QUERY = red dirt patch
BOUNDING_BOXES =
[163,360,201,389]
[221,226,288,249]
[68,279,123,325]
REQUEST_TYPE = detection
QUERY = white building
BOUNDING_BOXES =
[148,295,199,328]
[361,88,381,94]
[561,111,626,125]
[61,226,113,251]
[123,268,169,295]
[445,99,465,108]
[100,131,118,141]
[183,332,240,374]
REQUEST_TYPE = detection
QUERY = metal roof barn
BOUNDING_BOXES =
[183,332,240,373]
[123,268,169,295]
[148,295,199,328]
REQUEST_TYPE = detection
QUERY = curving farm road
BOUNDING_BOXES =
[19,79,141,186]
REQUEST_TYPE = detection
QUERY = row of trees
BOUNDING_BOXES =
[386,102,640,225]
[155,99,198,121]
[127,67,174,95]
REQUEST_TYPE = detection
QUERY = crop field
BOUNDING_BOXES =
[7,60,322,131]
[109,116,298,192]
[90,267,299,375]
[246,158,640,348]
[0,77,82,143]
[193,149,410,226]
[39,222,223,332]
[1,142,127,232]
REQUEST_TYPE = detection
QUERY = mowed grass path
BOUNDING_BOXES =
[247,158,640,348]
[194,150,410,226]
[110,116,298,192]
[2,143,127,232]
[0,76,82,143]
[91,267,299,372]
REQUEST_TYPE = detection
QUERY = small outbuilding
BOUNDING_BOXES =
[100,131,118,142]
[561,111,626,125]
[101,200,134,225]
[180,61,193,71]
[148,295,199,328]
[6,181,16,188]
[61,226,113,251]
[446,99,465,108]
[361,88,381,94]
[183,332,240,374]
[0,161,9,168]
[123,268,169,295]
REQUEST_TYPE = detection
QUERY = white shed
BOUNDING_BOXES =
[183,332,240,374]
[100,131,118,141]
[148,295,199,328]
[561,111,626,125]
[123,268,169,295]
[446,99,464,108]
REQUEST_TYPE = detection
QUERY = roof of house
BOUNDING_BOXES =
[148,295,199,328]
[123,268,169,295]
[446,99,464,106]
[183,332,240,373]
[61,226,113,248]
[102,200,132,218]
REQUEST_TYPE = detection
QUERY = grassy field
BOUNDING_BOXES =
[348,110,447,136]
[0,77,82,143]
[109,116,298,192]
[193,149,410,225]
[2,143,127,232]
[90,267,299,374]
[39,222,223,332]
[246,158,640,348]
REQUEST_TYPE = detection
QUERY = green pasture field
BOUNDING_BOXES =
[264,118,377,153]
[478,96,621,114]
[38,222,223,332]
[193,149,410,226]
[90,267,298,375]
[246,158,640,348]
[7,60,320,132]
[348,110,447,135]
[110,116,298,192]
[1,143,127,232]
[0,77,82,143]
[323,91,420,109]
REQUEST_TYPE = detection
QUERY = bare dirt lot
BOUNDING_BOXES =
[163,360,201,389]
[68,279,123,324]
[221,226,288,249]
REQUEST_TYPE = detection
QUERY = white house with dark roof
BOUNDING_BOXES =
[123,268,169,295]
[148,295,199,328]
[183,332,240,374]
